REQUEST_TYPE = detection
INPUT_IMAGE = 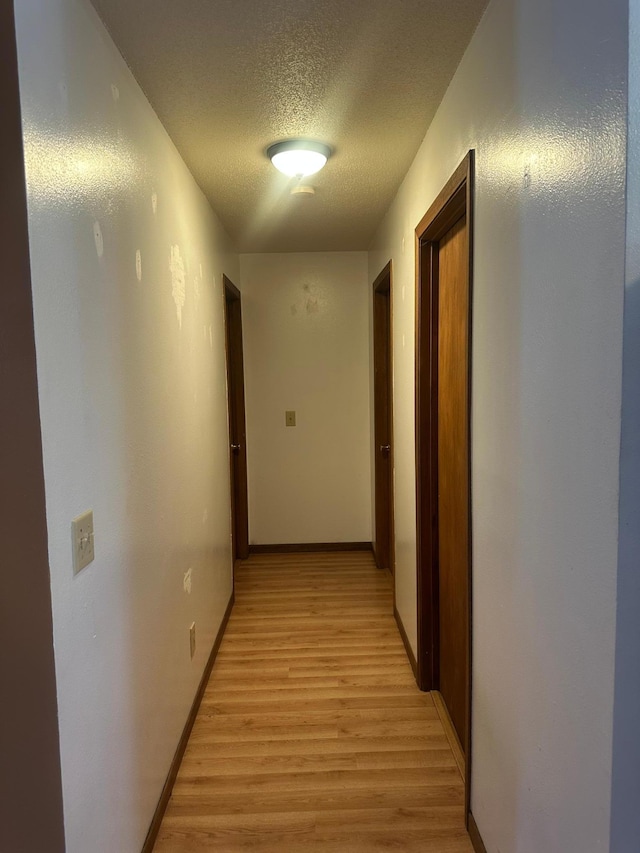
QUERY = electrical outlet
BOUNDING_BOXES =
[72,510,95,574]
[189,622,196,659]
[285,410,296,427]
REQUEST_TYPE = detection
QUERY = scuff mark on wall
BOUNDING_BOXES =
[183,568,192,594]
[208,325,213,349]
[170,244,186,328]
[151,191,158,215]
[111,83,119,102]
[93,221,103,258]
[135,249,142,282]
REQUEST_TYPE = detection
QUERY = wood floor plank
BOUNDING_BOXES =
[179,734,453,759]
[153,551,473,852]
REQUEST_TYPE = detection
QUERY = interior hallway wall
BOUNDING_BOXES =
[368,0,627,850]
[240,253,372,545]
[14,0,239,850]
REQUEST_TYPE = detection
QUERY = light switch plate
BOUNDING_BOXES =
[285,410,296,427]
[72,510,95,574]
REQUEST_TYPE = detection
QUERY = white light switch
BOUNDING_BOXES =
[72,510,95,574]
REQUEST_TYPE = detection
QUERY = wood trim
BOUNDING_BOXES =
[372,260,392,293]
[468,813,488,853]
[415,158,470,239]
[415,151,475,818]
[415,155,473,693]
[141,591,235,853]
[0,6,66,851]
[249,542,373,554]
[432,690,465,781]
[394,606,418,678]
[223,274,241,301]
[465,151,477,824]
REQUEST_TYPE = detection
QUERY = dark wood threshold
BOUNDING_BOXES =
[468,812,488,853]
[141,591,235,853]
[249,542,372,554]
[394,605,418,678]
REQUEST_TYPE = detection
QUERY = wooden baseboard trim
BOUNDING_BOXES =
[432,690,465,781]
[394,605,418,678]
[468,812,488,853]
[141,591,235,853]
[249,542,372,554]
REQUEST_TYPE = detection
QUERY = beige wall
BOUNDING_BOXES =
[14,0,238,850]
[240,253,372,545]
[369,0,627,849]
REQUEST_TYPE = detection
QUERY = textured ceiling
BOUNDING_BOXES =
[91,0,488,252]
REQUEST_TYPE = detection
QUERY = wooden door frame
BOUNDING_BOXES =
[415,151,474,816]
[372,261,395,581]
[223,275,249,563]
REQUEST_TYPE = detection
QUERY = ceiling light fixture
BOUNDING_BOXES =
[290,185,316,197]
[267,139,332,178]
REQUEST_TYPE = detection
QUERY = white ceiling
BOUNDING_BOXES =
[91,0,488,252]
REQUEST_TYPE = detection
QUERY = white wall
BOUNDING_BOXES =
[14,1,238,850]
[610,0,640,847]
[368,0,627,850]
[240,253,372,545]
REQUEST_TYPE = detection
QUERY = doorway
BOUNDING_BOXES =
[415,153,474,800]
[223,275,249,563]
[372,262,395,576]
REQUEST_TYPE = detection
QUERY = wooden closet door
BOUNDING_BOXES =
[437,213,470,754]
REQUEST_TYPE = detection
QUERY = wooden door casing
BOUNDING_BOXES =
[415,152,474,820]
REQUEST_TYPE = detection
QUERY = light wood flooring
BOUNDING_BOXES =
[153,551,474,852]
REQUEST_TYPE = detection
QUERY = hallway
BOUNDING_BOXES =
[153,552,473,852]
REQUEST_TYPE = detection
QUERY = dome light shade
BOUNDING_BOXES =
[267,140,331,178]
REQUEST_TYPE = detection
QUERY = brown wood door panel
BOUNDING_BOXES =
[373,264,394,575]
[437,214,470,754]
